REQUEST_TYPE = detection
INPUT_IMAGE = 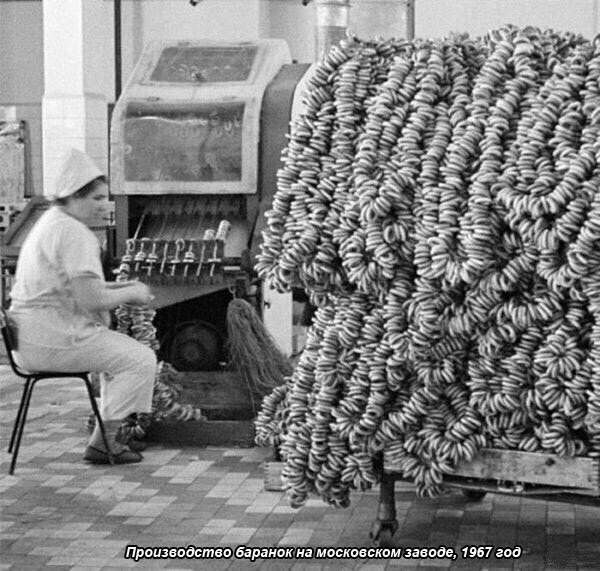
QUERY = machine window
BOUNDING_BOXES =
[123,103,244,182]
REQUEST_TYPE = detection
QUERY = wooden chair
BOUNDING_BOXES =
[0,307,112,473]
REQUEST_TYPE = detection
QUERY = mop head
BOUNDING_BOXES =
[226,298,293,402]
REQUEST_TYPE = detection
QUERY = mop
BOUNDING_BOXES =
[226,298,293,413]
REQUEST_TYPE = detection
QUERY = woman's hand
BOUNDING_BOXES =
[97,310,112,327]
[107,280,154,305]
[126,281,154,305]
[71,276,154,311]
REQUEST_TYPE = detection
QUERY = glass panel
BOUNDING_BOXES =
[123,103,244,182]
[149,46,258,83]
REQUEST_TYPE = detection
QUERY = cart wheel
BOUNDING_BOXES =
[462,489,487,501]
[371,526,394,548]
[369,520,397,548]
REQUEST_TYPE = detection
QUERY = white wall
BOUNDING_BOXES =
[42,0,113,97]
[42,0,113,188]
[2,0,600,199]
[0,0,44,197]
[120,0,264,84]
[0,0,44,103]
[118,0,317,83]
[82,0,115,99]
[416,0,599,39]
[267,0,316,63]
[260,0,272,38]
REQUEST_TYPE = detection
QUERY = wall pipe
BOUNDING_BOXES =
[312,0,416,60]
[314,0,351,60]
[406,0,415,40]
[114,0,122,101]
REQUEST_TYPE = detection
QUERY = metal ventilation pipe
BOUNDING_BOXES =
[313,0,416,60]
[314,0,351,60]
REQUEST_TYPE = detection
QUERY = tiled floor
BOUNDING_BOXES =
[0,364,598,570]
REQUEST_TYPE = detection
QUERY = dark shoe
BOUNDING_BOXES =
[127,439,147,453]
[83,445,142,465]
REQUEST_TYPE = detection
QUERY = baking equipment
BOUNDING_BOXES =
[109,39,308,373]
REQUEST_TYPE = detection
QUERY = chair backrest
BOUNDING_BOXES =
[0,307,28,378]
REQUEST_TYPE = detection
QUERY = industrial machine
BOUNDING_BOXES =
[110,39,310,373]
[1,39,312,444]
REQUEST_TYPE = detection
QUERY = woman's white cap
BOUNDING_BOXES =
[47,149,104,200]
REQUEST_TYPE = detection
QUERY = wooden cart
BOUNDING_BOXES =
[371,448,600,547]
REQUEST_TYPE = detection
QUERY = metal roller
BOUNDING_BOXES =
[170,238,186,276]
[134,237,151,273]
[209,220,232,277]
[182,241,197,278]
[159,241,171,275]
[146,240,160,276]
[196,228,216,280]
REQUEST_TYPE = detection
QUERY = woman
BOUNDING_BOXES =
[9,149,156,465]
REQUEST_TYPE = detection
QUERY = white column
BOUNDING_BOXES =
[42,0,113,191]
[262,283,294,357]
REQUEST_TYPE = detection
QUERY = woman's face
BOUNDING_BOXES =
[68,182,110,227]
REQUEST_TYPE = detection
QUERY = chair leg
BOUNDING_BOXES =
[9,377,38,475]
[9,378,32,454]
[82,375,114,466]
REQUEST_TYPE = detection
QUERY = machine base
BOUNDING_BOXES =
[146,369,257,447]
[146,418,255,447]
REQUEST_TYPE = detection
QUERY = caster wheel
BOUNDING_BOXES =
[372,527,394,548]
[462,489,487,501]
[370,525,395,548]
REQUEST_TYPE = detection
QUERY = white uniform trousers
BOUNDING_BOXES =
[15,328,156,421]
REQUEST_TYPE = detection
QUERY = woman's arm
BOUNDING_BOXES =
[71,276,153,312]
[105,281,138,290]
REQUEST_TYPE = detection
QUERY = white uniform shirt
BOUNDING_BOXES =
[10,206,105,348]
